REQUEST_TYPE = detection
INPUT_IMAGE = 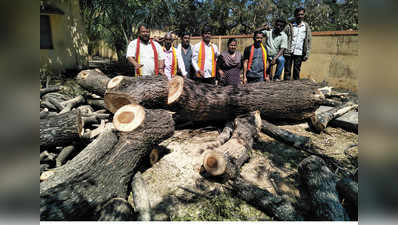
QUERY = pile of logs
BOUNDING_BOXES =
[40,69,358,221]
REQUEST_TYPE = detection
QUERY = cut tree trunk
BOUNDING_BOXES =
[228,176,302,221]
[40,106,175,220]
[76,69,110,96]
[168,77,324,123]
[309,102,358,133]
[40,109,83,149]
[202,111,261,179]
[104,75,169,113]
[298,155,348,221]
[336,177,358,209]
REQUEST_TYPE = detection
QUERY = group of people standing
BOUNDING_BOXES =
[126,7,311,86]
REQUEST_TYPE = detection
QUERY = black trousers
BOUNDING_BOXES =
[284,55,303,80]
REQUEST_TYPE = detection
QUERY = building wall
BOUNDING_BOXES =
[40,0,88,74]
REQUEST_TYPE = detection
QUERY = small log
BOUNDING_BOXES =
[59,95,86,114]
[40,107,175,220]
[40,109,83,149]
[298,155,348,221]
[40,151,57,165]
[321,98,343,107]
[309,102,358,133]
[40,86,62,98]
[318,86,332,96]
[202,111,261,179]
[131,172,151,221]
[40,100,57,111]
[97,198,135,221]
[87,99,107,110]
[216,121,234,146]
[228,176,302,221]
[82,113,110,126]
[77,105,94,115]
[261,119,312,150]
[55,146,77,167]
[76,69,110,96]
[47,97,65,112]
[42,92,71,104]
[40,164,50,176]
[104,75,169,113]
[168,76,324,123]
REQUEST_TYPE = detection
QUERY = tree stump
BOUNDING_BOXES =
[40,109,83,150]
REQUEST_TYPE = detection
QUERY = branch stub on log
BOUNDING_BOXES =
[203,151,226,176]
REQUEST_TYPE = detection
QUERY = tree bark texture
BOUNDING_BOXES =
[261,119,313,150]
[298,155,348,221]
[336,177,358,219]
[169,77,324,123]
[104,75,169,113]
[40,109,175,220]
[131,172,151,221]
[76,69,110,96]
[40,86,62,98]
[40,109,83,150]
[97,198,135,221]
[229,176,302,221]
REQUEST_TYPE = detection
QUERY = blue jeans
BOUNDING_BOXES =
[247,76,264,83]
[267,55,285,80]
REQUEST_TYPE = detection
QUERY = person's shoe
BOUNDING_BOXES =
[274,78,281,81]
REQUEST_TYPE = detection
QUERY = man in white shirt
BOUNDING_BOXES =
[163,33,187,80]
[191,26,219,84]
[126,24,165,76]
[283,7,312,80]
[176,32,193,78]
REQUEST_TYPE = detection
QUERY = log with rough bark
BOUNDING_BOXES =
[87,99,107,110]
[104,75,169,113]
[40,109,83,149]
[76,69,110,96]
[59,95,86,114]
[168,77,324,123]
[55,145,77,167]
[309,102,358,133]
[202,111,261,179]
[131,172,151,221]
[97,198,135,221]
[261,119,313,150]
[40,106,175,220]
[228,176,302,221]
[298,155,348,221]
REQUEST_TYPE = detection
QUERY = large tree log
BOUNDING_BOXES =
[228,176,302,221]
[202,111,261,179]
[104,75,169,113]
[40,106,175,220]
[336,177,358,213]
[168,77,324,123]
[40,109,83,149]
[309,102,358,133]
[76,69,110,96]
[298,155,348,221]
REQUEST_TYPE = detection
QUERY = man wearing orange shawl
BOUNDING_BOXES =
[243,31,270,83]
[163,33,186,80]
[126,24,165,76]
[191,26,219,84]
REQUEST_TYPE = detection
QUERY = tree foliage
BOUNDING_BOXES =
[79,0,358,62]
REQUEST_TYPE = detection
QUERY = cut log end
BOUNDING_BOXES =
[113,104,145,132]
[149,148,159,165]
[167,76,184,104]
[77,70,89,79]
[107,75,124,89]
[104,94,134,113]
[203,151,226,176]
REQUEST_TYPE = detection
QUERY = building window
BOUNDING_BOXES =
[40,15,53,49]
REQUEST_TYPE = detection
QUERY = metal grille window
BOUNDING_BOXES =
[40,15,53,49]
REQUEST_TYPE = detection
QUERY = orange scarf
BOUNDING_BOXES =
[197,41,216,77]
[247,43,268,79]
[135,37,159,76]
[163,46,178,77]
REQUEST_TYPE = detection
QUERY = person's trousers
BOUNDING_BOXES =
[284,55,303,80]
[267,55,285,80]
[247,76,264,83]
